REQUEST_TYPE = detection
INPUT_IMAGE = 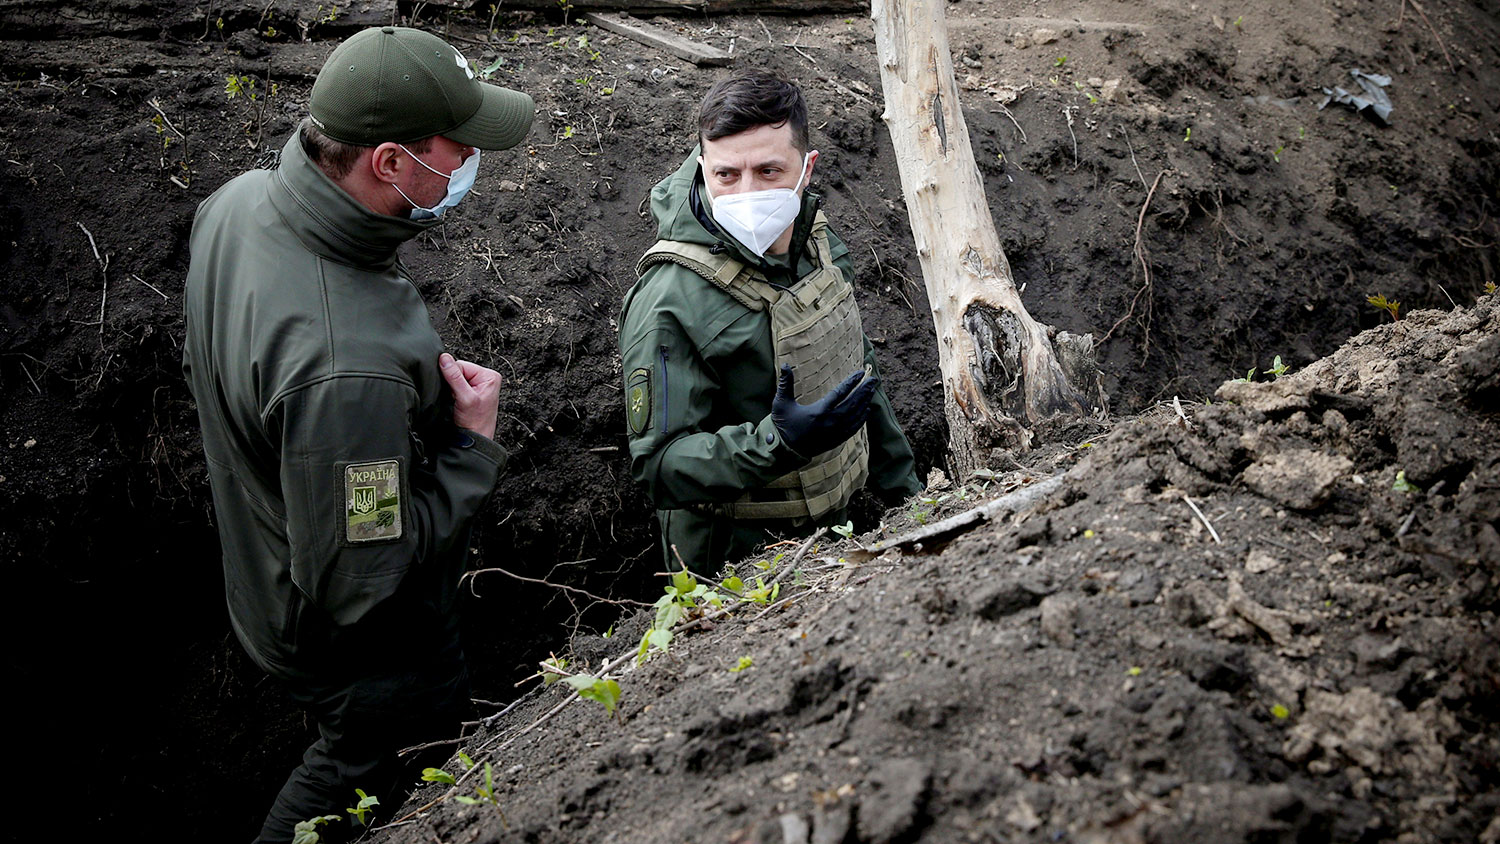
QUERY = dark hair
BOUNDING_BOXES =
[697,70,808,153]
[298,117,432,180]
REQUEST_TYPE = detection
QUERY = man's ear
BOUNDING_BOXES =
[801,149,819,190]
[370,142,405,185]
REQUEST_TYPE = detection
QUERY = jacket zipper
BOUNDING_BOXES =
[659,345,670,435]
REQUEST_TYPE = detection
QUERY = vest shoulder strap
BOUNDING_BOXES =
[637,240,777,310]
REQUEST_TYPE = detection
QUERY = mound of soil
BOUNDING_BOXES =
[0,0,1496,838]
[376,295,1499,844]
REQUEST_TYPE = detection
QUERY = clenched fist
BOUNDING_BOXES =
[439,352,501,441]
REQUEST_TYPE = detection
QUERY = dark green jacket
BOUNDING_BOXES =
[182,133,506,680]
[618,151,921,563]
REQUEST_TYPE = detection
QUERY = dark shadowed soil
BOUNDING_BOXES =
[0,0,1495,840]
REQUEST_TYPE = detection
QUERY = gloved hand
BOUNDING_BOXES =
[771,364,878,457]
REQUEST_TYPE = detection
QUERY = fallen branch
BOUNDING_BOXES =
[849,474,1065,560]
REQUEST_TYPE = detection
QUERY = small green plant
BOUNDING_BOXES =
[730,655,754,673]
[1083,529,1096,539]
[422,767,457,785]
[601,86,616,96]
[741,576,780,605]
[1126,665,1142,676]
[1236,366,1257,383]
[292,815,341,844]
[557,0,574,24]
[1054,55,1068,67]
[560,125,575,140]
[224,74,257,101]
[1267,355,1290,378]
[1298,126,1306,139]
[1271,143,1284,163]
[1271,704,1290,719]
[1233,15,1243,28]
[458,751,475,770]
[1392,470,1421,494]
[1485,281,1497,295]
[912,507,930,525]
[572,74,592,86]
[346,788,378,827]
[454,762,506,818]
[1367,293,1401,322]
[264,26,278,38]
[831,521,855,539]
[564,674,622,713]
[479,56,505,79]
[540,654,568,685]
[1183,126,1193,142]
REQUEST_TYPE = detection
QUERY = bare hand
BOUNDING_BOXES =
[439,353,501,440]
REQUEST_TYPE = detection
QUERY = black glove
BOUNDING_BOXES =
[771,364,878,457]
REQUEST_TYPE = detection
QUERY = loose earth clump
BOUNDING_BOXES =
[378,297,1499,844]
[0,0,1495,839]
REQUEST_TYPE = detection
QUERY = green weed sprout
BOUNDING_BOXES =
[1236,367,1257,383]
[1267,355,1290,378]
[422,767,456,785]
[560,125,575,140]
[479,56,505,79]
[563,674,622,714]
[454,762,507,821]
[224,74,256,101]
[1054,56,1068,67]
[1392,470,1421,493]
[291,815,341,844]
[730,655,754,673]
[742,577,780,605]
[1271,704,1290,719]
[1183,126,1192,142]
[1485,281,1496,295]
[346,788,378,827]
[1271,144,1284,163]
[540,654,568,685]
[1367,294,1401,321]
[458,751,475,770]
[831,521,855,539]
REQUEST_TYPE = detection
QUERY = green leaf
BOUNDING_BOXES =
[730,655,754,673]
[422,767,456,785]
[647,627,673,651]
[1271,704,1290,719]
[672,569,697,595]
[723,576,744,593]
[480,56,505,78]
[1126,665,1142,676]
[454,795,481,805]
[1392,470,1421,493]
[831,520,855,539]
[568,677,622,713]
[458,751,475,770]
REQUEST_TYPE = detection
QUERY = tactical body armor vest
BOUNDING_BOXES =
[637,214,870,521]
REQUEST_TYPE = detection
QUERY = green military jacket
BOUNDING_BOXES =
[182,132,507,680]
[619,151,922,565]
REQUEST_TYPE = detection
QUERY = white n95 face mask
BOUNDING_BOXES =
[704,152,813,257]
[394,144,480,220]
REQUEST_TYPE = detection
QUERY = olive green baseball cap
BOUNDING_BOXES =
[310,26,534,150]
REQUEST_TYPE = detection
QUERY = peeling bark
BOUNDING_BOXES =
[872,0,1098,476]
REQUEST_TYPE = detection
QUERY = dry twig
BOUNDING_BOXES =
[1183,494,1222,544]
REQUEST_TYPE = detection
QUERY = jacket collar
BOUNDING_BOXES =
[268,132,435,269]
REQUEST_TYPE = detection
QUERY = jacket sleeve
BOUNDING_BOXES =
[831,234,923,501]
[620,301,807,510]
[271,376,506,626]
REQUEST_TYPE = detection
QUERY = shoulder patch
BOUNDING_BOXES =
[343,459,403,544]
[627,367,652,436]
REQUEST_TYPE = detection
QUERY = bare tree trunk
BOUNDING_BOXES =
[872,0,1096,476]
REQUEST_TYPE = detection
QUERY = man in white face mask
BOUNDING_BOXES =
[619,70,924,575]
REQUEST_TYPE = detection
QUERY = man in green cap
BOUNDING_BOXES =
[619,70,923,575]
[181,26,533,842]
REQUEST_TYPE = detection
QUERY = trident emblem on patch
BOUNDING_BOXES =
[351,486,377,516]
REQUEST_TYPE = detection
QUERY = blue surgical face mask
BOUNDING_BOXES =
[393,144,479,220]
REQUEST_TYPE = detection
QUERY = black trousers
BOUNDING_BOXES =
[253,646,470,844]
